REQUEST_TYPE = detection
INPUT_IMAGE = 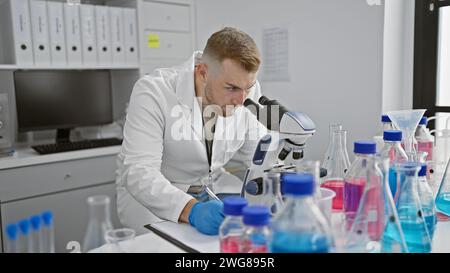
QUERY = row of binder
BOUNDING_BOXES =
[1,0,139,67]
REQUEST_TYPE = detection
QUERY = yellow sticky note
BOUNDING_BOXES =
[148,34,160,48]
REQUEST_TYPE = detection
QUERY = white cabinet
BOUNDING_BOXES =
[1,182,121,253]
[142,31,192,59]
[0,153,122,253]
[141,1,191,32]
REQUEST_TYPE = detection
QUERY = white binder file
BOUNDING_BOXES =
[80,4,97,66]
[64,3,82,65]
[123,8,138,65]
[47,1,67,65]
[4,0,34,65]
[30,0,51,65]
[95,5,112,65]
[109,7,126,66]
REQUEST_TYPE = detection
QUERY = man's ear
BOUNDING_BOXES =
[196,63,208,83]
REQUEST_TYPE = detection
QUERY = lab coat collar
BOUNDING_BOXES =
[176,51,202,112]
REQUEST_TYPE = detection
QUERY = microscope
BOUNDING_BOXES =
[241,96,318,205]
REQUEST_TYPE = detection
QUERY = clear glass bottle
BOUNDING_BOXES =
[379,130,408,202]
[41,211,55,253]
[321,129,350,211]
[239,206,271,253]
[415,117,434,161]
[374,115,395,152]
[343,141,384,240]
[395,163,432,253]
[82,195,114,252]
[263,172,284,216]
[270,173,333,253]
[322,124,343,169]
[219,197,248,253]
[417,164,437,239]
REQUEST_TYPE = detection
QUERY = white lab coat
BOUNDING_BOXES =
[116,52,267,234]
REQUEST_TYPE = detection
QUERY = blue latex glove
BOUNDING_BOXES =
[188,200,225,235]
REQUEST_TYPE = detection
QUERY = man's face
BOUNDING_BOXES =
[204,59,257,117]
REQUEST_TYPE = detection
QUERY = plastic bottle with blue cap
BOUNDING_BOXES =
[343,141,385,240]
[416,164,437,238]
[239,206,271,253]
[415,116,434,162]
[30,215,43,253]
[6,223,19,253]
[379,130,408,202]
[18,218,33,253]
[219,197,248,253]
[269,173,333,253]
[41,211,55,253]
[374,115,396,152]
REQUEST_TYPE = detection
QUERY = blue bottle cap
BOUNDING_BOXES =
[30,215,41,231]
[383,130,402,142]
[243,206,270,226]
[6,223,18,241]
[223,196,248,216]
[41,211,53,227]
[354,141,377,154]
[419,164,427,177]
[18,219,31,235]
[419,117,427,125]
[382,115,391,123]
[283,173,314,196]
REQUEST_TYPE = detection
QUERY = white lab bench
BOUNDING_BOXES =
[0,146,122,253]
[93,218,450,253]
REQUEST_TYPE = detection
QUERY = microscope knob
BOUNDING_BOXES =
[245,178,264,195]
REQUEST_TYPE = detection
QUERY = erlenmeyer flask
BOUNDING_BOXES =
[322,124,343,169]
[378,156,409,253]
[321,129,350,210]
[436,158,450,216]
[263,172,284,216]
[82,195,114,252]
[395,163,432,253]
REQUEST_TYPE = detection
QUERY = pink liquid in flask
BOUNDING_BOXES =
[321,180,344,210]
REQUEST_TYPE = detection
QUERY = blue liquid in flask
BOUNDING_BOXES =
[436,193,450,216]
[270,232,330,253]
[398,206,432,253]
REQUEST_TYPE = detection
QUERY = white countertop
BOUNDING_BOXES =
[0,146,121,170]
[92,219,450,253]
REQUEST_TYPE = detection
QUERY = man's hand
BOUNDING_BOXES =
[187,200,225,235]
[179,199,198,223]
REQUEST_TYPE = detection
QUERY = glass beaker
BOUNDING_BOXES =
[436,158,450,216]
[104,228,136,253]
[395,163,432,253]
[321,130,351,211]
[82,195,114,252]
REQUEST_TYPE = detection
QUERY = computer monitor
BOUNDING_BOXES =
[14,70,113,142]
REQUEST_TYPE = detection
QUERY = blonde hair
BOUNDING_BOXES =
[202,27,261,73]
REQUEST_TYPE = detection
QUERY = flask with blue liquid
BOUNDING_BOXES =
[394,163,432,253]
[269,173,333,253]
[417,164,437,239]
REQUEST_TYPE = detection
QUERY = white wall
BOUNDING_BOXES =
[382,0,415,112]
[194,0,385,161]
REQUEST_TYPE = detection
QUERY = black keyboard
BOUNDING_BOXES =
[32,138,123,155]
